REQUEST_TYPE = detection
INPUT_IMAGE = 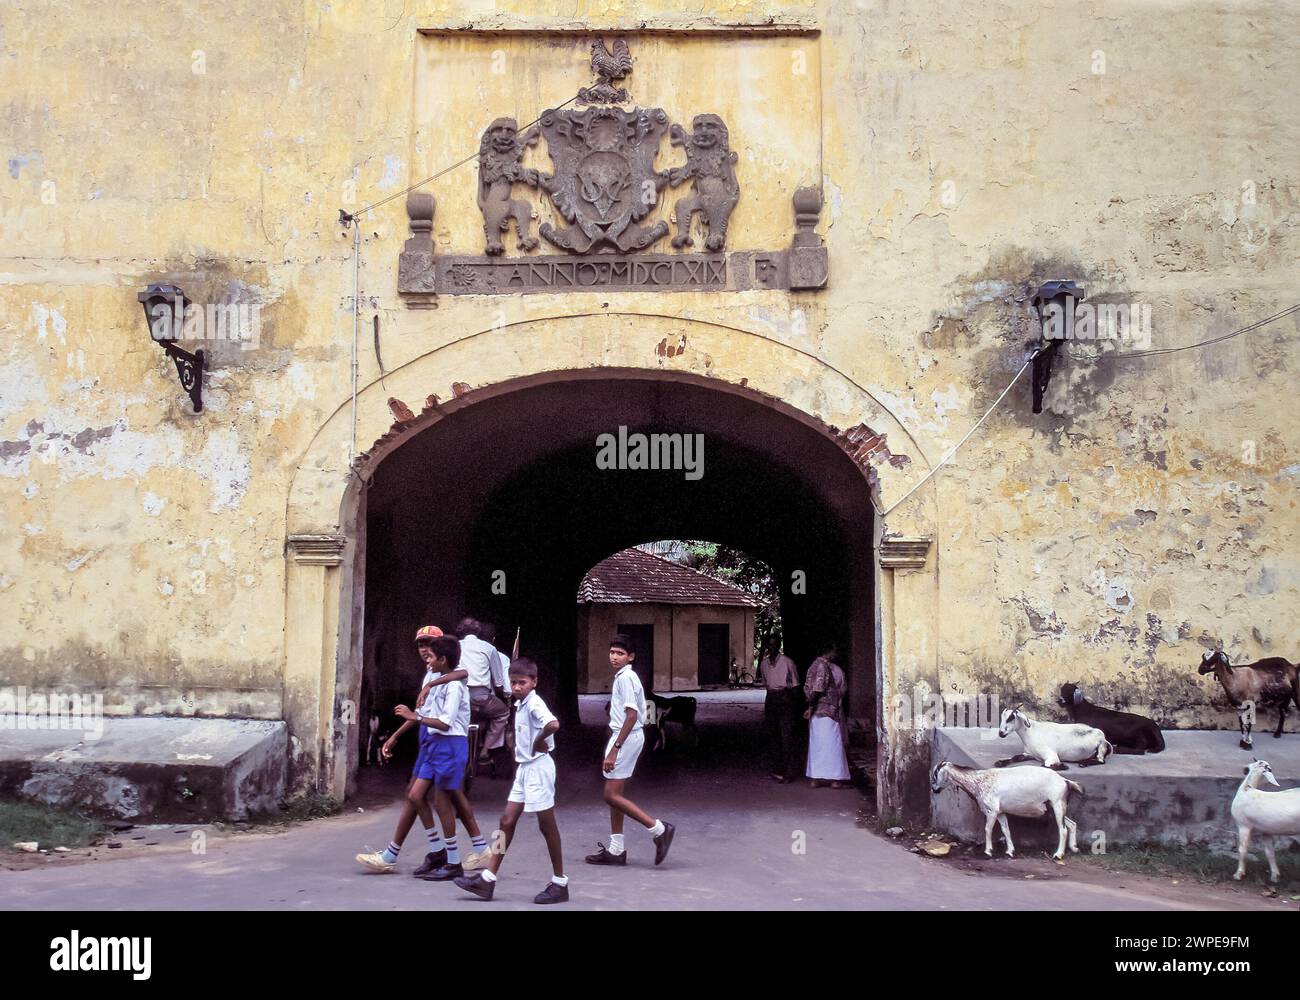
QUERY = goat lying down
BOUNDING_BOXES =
[996,704,1111,770]
[1199,649,1300,749]
[1060,683,1165,754]
[1231,759,1300,883]
[931,760,1083,860]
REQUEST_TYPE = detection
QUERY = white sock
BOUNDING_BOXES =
[552,874,568,886]
[482,869,498,883]
[608,834,625,854]
[425,826,444,852]
[445,837,460,864]
[649,819,665,837]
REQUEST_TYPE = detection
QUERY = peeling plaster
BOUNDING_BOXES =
[31,303,67,345]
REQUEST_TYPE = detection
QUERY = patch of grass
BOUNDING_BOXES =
[1079,842,1300,888]
[0,800,107,852]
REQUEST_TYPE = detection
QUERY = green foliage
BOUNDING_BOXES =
[1080,843,1300,887]
[679,540,781,663]
[0,801,107,852]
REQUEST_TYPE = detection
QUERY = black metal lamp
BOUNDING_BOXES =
[1028,280,1084,414]
[138,283,204,412]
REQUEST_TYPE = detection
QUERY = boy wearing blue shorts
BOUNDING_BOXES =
[403,633,485,880]
[356,632,491,877]
[455,657,568,904]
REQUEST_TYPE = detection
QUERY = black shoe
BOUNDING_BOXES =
[534,881,569,904]
[412,850,447,878]
[421,863,464,881]
[454,873,494,900]
[653,822,675,866]
[584,844,627,866]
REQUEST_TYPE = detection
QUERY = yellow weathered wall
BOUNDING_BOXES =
[1,2,1296,797]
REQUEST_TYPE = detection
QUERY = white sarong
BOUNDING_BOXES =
[806,716,850,780]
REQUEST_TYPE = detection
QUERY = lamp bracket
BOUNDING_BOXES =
[162,341,205,412]
[1031,339,1062,414]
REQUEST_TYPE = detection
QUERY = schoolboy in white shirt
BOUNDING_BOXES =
[355,626,471,877]
[455,657,568,904]
[406,635,495,881]
[585,634,675,867]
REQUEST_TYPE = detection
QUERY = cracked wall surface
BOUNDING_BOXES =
[0,1,1296,747]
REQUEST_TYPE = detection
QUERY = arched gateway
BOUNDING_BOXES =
[284,314,941,819]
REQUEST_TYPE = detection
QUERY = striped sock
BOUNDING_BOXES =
[471,835,488,853]
[380,841,400,864]
[445,837,460,864]
[426,826,444,853]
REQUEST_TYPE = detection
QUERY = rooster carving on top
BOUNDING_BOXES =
[475,37,740,256]
[581,38,633,105]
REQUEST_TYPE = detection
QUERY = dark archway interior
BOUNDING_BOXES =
[360,374,876,741]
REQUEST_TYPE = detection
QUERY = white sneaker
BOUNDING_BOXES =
[462,848,491,871]
[356,852,396,873]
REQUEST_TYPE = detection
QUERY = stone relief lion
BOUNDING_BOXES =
[477,118,540,255]
[668,114,740,252]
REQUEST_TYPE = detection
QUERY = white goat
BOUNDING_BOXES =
[931,760,1083,860]
[996,704,1111,769]
[1231,759,1300,883]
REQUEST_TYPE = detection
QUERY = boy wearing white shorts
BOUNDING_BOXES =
[454,657,568,904]
[585,634,676,867]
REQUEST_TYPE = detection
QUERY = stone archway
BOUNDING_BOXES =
[283,313,940,819]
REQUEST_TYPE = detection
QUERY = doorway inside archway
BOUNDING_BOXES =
[353,372,877,790]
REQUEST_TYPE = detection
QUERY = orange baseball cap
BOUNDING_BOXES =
[414,625,443,642]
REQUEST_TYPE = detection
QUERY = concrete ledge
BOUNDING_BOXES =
[0,717,287,822]
[931,727,1300,850]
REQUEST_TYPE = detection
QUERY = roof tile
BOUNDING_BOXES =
[577,547,765,607]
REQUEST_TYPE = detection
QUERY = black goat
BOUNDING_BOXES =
[1058,683,1165,754]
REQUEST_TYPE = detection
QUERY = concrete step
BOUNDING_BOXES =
[931,727,1300,850]
[0,716,287,823]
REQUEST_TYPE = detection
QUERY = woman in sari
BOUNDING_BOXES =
[803,641,850,788]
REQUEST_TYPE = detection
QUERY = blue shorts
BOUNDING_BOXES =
[413,730,468,790]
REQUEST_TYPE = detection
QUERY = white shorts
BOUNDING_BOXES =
[604,728,644,780]
[507,754,556,812]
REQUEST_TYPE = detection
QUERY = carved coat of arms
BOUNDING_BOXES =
[477,39,741,256]
[398,37,828,296]
[537,105,670,254]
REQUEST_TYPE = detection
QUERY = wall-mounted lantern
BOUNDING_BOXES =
[138,283,204,412]
[1028,280,1085,414]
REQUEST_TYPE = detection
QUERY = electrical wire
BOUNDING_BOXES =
[1100,302,1299,361]
[340,94,580,223]
[882,300,1298,518]
[882,351,1040,519]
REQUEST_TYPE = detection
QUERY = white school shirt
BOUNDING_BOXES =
[415,669,439,719]
[609,664,646,733]
[459,633,503,689]
[428,677,470,737]
[488,644,509,691]
[514,690,557,763]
